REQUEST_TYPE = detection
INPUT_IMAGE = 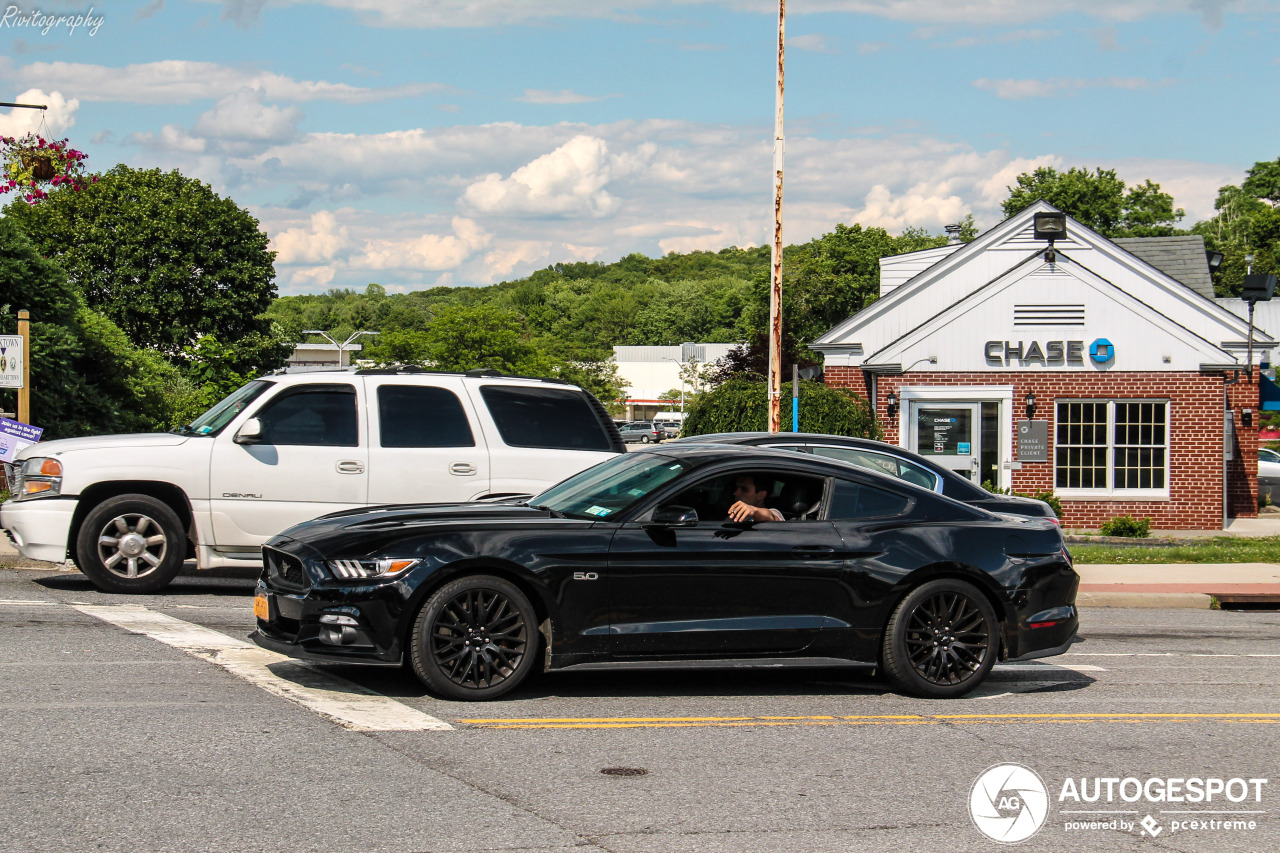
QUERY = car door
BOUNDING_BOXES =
[364,375,491,505]
[605,468,847,658]
[208,382,368,549]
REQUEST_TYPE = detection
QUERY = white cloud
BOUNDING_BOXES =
[355,216,491,272]
[271,210,352,264]
[460,135,640,218]
[973,76,1161,100]
[0,88,78,137]
[517,89,618,105]
[12,60,438,104]
[483,241,551,278]
[790,34,833,53]
[191,90,303,143]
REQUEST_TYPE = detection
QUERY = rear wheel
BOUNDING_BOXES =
[881,579,998,698]
[409,574,538,701]
[74,494,186,594]
[641,435,650,443]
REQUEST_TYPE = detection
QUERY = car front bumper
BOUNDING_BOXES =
[251,578,408,666]
[1,497,76,563]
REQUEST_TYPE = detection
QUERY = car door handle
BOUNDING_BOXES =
[791,545,836,555]
[450,462,478,476]
[336,460,365,474]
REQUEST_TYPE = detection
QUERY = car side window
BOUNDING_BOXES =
[377,386,475,448]
[828,478,912,520]
[479,386,613,451]
[811,446,938,491]
[666,471,826,521]
[255,386,358,447]
[1261,449,1280,463]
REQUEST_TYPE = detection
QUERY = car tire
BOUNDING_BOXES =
[641,435,650,443]
[74,494,186,594]
[409,574,539,701]
[881,578,998,699]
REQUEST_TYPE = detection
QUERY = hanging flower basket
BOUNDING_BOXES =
[1,133,93,203]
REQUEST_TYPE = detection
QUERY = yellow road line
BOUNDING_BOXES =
[459,712,1280,730]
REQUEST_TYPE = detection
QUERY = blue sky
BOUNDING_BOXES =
[1,1,1278,294]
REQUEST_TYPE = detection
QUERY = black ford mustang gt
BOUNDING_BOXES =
[252,444,1078,701]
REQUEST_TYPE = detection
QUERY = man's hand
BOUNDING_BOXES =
[728,500,770,523]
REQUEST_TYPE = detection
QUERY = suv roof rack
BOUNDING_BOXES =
[352,365,571,385]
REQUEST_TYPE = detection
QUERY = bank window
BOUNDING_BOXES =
[1055,400,1167,495]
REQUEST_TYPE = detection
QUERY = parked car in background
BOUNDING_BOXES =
[1260,447,1280,505]
[654,419,681,439]
[619,421,664,443]
[672,432,1058,523]
[253,444,1078,701]
[1,369,624,593]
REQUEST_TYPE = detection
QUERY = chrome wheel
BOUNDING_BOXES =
[428,586,529,691]
[96,513,169,580]
[903,591,990,686]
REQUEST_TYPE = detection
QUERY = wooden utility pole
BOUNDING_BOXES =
[767,0,785,433]
[17,309,29,423]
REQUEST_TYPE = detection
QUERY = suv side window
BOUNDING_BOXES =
[256,385,358,447]
[479,386,613,451]
[810,445,939,491]
[828,478,912,519]
[377,386,475,447]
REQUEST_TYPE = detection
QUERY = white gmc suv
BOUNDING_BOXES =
[1,368,624,592]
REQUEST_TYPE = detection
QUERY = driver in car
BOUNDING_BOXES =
[727,474,784,523]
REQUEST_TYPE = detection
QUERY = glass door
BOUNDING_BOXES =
[910,403,981,480]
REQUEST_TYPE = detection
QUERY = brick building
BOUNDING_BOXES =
[812,201,1272,530]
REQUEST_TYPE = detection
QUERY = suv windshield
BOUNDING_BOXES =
[530,453,687,520]
[174,380,273,436]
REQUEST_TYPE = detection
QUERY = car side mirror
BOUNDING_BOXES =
[651,505,698,527]
[234,418,263,445]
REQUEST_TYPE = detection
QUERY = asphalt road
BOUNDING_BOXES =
[3,564,1278,853]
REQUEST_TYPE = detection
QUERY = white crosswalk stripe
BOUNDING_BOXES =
[73,604,453,732]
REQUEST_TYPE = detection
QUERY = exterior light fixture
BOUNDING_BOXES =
[1206,250,1224,272]
[1242,408,1254,428]
[1025,391,1037,419]
[1033,211,1066,263]
[886,390,898,418]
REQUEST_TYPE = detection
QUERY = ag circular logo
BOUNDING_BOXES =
[1089,338,1114,364]
[969,763,1050,844]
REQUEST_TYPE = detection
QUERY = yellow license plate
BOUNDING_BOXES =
[254,592,270,621]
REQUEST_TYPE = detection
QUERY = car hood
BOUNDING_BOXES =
[15,432,192,459]
[269,501,577,548]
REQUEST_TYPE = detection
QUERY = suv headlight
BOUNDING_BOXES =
[14,457,62,500]
[327,558,419,580]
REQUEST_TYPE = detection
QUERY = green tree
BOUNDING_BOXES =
[682,378,879,438]
[1002,166,1184,237]
[4,165,286,371]
[1192,160,1280,296]
[421,305,548,374]
[0,217,180,437]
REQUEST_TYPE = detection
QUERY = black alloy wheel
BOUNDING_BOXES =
[410,574,538,700]
[881,578,998,698]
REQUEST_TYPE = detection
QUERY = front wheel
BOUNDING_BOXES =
[409,575,538,701]
[74,494,186,594]
[640,435,650,443]
[881,579,998,698]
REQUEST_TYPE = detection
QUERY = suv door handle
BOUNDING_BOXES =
[791,545,835,556]
[336,460,365,474]
[450,462,478,476]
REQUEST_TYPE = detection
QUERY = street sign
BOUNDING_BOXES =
[1017,420,1048,462]
[0,335,22,388]
[0,417,42,464]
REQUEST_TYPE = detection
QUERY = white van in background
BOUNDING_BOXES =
[653,411,684,438]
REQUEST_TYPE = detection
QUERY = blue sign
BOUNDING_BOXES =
[1089,338,1114,364]
[958,442,971,454]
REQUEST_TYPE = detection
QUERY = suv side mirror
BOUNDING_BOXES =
[234,418,264,445]
[650,505,698,527]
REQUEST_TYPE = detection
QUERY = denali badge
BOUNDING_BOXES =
[222,492,263,498]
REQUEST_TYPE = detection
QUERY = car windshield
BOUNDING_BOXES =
[530,453,687,520]
[173,380,273,436]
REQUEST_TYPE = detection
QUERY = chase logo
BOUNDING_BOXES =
[1089,338,1114,365]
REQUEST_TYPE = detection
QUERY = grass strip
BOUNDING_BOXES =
[1070,535,1280,564]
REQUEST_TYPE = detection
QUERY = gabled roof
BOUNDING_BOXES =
[1113,236,1214,299]
[811,200,1269,365]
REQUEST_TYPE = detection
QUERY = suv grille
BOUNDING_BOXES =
[264,547,309,592]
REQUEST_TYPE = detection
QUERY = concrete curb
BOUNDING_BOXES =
[1076,591,1213,609]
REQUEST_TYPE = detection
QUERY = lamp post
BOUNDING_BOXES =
[301,329,378,368]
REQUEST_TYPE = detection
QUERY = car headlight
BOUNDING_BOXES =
[14,457,62,500]
[327,558,419,580]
